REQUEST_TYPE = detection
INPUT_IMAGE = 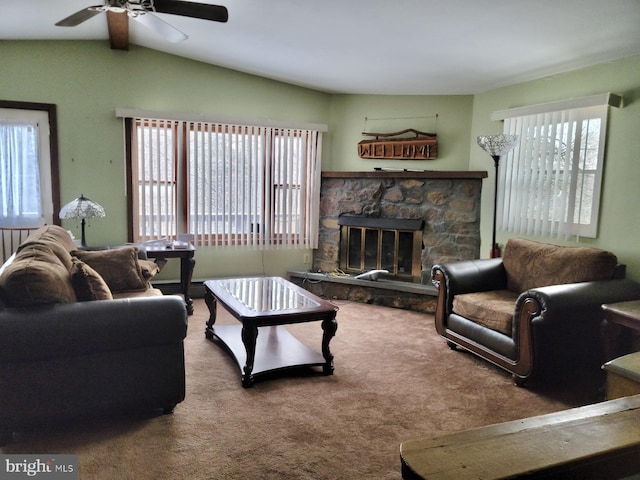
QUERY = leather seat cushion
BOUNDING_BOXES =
[452,289,519,336]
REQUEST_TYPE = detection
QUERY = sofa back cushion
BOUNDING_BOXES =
[502,237,618,293]
[0,226,79,307]
[0,257,76,306]
[19,225,77,253]
[16,241,74,270]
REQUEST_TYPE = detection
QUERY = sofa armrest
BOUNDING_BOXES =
[0,295,187,362]
[432,258,508,321]
[432,258,507,296]
[510,279,640,375]
[521,279,640,322]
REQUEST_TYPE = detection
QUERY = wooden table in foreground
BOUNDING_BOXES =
[602,300,640,361]
[400,394,640,480]
[204,277,338,388]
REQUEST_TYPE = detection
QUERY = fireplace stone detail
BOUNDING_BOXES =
[314,171,487,285]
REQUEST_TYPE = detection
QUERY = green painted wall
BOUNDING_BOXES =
[2,41,639,282]
[470,56,640,280]
[0,41,331,281]
[327,94,473,171]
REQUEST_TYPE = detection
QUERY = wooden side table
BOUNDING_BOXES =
[601,300,640,362]
[145,244,196,315]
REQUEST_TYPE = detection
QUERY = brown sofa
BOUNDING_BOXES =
[432,237,640,385]
[0,225,187,437]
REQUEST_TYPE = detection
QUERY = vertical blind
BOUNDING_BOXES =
[131,118,322,249]
[134,119,177,240]
[499,104,607,239]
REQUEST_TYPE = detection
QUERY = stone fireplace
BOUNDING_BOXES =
[290,170,487,313]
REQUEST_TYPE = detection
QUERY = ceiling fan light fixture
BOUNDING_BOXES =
[55,0,227,41]
[127,0,153,16]
[88,5,126,13]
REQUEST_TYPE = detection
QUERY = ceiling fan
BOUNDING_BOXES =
[55,0,228,50]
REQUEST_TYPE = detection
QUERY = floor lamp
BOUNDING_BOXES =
[476,134,518,258]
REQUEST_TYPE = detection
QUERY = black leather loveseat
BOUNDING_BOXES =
[431,237,640,386]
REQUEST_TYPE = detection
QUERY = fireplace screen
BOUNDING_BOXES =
[338,216,423,281]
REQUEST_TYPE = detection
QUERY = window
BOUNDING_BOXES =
[0,101,60,227]
[495,96,617,239]
[126,117,323,249]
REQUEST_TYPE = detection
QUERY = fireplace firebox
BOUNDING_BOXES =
[338,216,424,282]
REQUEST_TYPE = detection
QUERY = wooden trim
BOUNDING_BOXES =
[491,92,623,121]
[115,108,328,132]
[179,122,188,236]
[106,11,129,51]
[0,100,61,225]
[322,171,487,179]
[124,117,134,242]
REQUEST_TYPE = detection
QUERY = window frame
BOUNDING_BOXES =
[125,117,321,248]
[0,100,61,227]
[498,103,609,240]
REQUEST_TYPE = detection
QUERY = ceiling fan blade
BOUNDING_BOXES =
[133,13,188,43]
[55,6,104,27]
[107,10,129,50]
[153,0,229,23]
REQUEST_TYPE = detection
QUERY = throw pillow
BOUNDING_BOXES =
[139,259,161,280]
[70,258,113,301]
[72,247,147,293]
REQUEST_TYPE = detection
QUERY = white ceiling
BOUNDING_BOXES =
[3,0,640,95]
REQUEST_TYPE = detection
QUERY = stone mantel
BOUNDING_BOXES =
[321,170,488,180]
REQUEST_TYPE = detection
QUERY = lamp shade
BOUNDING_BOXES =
[59,194,106,220]
[476,134,519,259]
[59,194,105,247]
[476,134,519,158]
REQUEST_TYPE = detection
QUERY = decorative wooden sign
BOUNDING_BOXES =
[358,128,438,160]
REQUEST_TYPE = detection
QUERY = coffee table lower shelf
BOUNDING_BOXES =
[207,324,330,382]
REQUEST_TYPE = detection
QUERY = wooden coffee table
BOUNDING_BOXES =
[204,277,338,387]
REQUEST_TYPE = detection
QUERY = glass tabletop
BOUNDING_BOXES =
[216,277,321,313]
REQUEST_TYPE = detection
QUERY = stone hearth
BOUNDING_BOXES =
[289,271,438,313]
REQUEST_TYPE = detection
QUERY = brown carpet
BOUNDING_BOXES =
[1,298,603,479]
